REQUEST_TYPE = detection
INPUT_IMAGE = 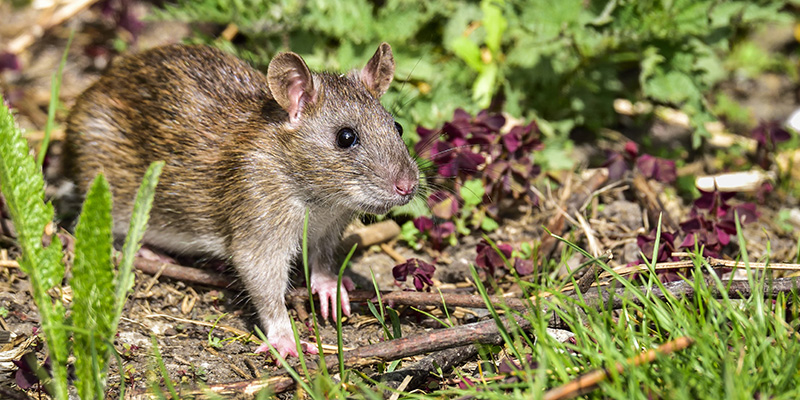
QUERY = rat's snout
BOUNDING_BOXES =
[394,178,418,197]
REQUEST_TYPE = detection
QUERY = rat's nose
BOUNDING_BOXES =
[394,179,417,197]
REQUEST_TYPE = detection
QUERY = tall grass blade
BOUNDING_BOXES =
[37,32,73,168]
[114,161,164,328]
[336,243,357,380]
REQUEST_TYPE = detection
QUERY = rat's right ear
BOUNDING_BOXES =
[267,52,317,124]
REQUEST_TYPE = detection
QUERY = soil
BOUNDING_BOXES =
[1,2,799,399]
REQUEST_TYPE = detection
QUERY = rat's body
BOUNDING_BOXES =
[65,44,418,357]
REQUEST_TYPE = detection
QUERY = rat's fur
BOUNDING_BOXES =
[64,43,418,356]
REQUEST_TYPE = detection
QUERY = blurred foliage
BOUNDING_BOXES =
[156,0,796,148]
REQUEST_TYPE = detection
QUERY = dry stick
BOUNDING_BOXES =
[608,256,800,278]
[379,344,481,391]
[574,213,602,294]
[5,0,99,54]
[631,173,679,232]
[542,336,694,400]
[132,257,233,288]
[288,288,530,311]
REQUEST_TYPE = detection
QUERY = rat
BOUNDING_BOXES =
[64,43,419,357]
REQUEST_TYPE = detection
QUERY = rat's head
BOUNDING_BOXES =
[266,43,419,214]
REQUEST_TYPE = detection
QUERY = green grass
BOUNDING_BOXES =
[249,229,800,399]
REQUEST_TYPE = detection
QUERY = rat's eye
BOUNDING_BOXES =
[394,122,403,137]
[336,128,359,148]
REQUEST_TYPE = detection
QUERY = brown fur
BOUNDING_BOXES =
[64,43,418,350]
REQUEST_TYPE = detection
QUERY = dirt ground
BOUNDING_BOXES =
[1,2,800,399]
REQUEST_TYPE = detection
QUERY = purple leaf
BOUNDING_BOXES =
[502,129,522,153]
[457,376,475,389]
[636,154,676,183]
[604,151,629,182]
[514,259,534,275]
[624,141,639,159]
[476,239,512,276]
[475,109,506,131]
[413,216,433,232]
[428,191,459,219]
[752,120,791,148]
[0,52,21,72]
[393,259,436,292]
[636,229,677,262]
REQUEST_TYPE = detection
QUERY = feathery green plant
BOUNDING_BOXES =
[0,94,163,398]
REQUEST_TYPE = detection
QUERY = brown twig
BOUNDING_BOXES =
[132,257,233,288]
[542,336,694,400]
[322,314,530,369]
[379,344,481,392]
[287,288,530,311]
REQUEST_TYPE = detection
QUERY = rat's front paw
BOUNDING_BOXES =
[255,336,319,359]
[311,273,355,321]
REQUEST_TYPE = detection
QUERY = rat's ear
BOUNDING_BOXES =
[267,52,317,124]
[360,42,395,98]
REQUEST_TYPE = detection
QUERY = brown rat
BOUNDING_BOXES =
[64,43,419,357]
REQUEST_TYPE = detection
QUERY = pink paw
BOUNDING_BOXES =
[310,274,354,321]
[255,337,319,359]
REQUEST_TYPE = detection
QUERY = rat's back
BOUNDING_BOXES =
[64,44,274,255]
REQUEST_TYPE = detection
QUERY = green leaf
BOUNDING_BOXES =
[451,36,484,72]
[473,63,498,108]
[460,179,485,208]
[481,0,507,53]
[72,174,115,399]
[480,216,499,232]
[0,95,69,399]
[114,161,164,329]
[644,70,698,104]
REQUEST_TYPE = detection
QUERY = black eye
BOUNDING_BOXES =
[336,128,358,148]
[394,121,403,137]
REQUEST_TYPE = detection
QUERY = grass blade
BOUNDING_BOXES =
[37,31,73,168]
[115,161,164,328]
[336,243,358,380]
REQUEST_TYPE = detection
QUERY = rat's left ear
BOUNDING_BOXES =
[360,42,395,98]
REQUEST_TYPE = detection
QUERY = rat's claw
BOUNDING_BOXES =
[255,337,318,360]
[311,274,353,321]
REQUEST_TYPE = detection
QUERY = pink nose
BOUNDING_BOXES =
[394,180,417,196]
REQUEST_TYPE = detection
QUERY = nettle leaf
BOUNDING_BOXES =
[0,96,69,399]
[303,0,374,43]
[644,69,697,104]
[72,174,115,399]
